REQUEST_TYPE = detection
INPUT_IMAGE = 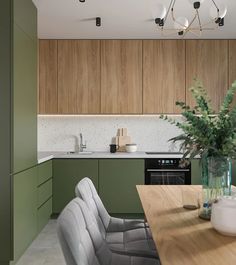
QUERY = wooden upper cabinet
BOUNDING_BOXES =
[58,40,101,114]
[101,40,142,114]
[229,40,236,85]
[143,40,185,114]
[39,40,58,114]
[229,40,236,106]
[186,40,228,112]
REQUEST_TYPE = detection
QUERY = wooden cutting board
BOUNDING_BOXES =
[116,128,131,152]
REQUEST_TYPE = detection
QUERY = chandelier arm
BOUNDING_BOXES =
[188,29,202,37]
[196,9,202,31]
[201,19,218,28]
[164,0,175,22]
[182,14,197,38]
[160,29,180,37]
[211,0,219,11]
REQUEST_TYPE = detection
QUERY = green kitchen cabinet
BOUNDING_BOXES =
[13,167,38,262]
[191,159,201,185]
[37,161,53,232]
[38,198,52,233]
[14,0,37,41]
[53,159,99,213]
[99,159,144,214]
[13,4,37,174]
[38,160,53,186]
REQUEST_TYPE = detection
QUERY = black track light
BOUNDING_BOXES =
[219,17,224,26]
[215,17,224,27]
[155,18,164,27]
[193,2,200,9]
[96,17,101,27]
[79,0,85,2]
[178,31,184,36]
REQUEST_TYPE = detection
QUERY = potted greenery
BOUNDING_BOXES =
[161,79,236,220]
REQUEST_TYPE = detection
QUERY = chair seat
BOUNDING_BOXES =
[111,252,160,265]
[107,217,148,232]
[106,227,158,259]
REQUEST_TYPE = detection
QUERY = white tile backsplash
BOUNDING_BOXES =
[38,116,183,152]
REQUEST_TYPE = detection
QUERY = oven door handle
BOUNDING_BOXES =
[146,169,190,172]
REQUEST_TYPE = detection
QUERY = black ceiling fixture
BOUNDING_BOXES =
[79,0,85,2]
[96,17,101,27]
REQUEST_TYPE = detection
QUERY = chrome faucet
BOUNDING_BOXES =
[79,133,87,152]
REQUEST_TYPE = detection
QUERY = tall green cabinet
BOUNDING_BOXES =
[0,1,12,263]
[0,0,37,264]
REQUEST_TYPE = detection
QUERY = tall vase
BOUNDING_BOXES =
[199,156,232,220]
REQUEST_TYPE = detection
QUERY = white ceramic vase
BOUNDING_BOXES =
[211,196,236,236]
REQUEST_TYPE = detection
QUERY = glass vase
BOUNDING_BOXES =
[199,156,232,220]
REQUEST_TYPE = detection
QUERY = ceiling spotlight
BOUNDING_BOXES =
[79,0,85,2]
[96,17,101,27]
[155,18,164,27]
[188,0,204,9]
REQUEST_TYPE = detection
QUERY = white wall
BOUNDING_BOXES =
[38,115,183,152]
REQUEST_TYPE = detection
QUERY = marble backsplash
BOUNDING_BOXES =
[38,115,183,152]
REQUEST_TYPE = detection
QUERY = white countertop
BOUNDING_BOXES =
[38,151,185,164]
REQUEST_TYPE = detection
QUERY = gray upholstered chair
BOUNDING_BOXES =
[75,177,158,258]
[57,197,160,265]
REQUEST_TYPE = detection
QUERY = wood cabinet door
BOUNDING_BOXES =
[58,40,101,114]
[39,40,58,114]
[186,40,228,112]
[101,40,142,114]
[143,40,185,114]
[229,40,236,105]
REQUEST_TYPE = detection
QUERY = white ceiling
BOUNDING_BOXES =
[33,0,236,39]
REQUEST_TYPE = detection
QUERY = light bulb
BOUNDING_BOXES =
[152,3,167,19]
[174,17,189,30]
[209,3,227,19]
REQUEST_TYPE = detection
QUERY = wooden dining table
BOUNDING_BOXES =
[137,185,236,265]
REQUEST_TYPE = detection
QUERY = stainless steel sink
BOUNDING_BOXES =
[67,151,93,155]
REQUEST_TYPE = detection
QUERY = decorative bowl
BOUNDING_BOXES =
[125,144,137,153]
[211,196,236,236]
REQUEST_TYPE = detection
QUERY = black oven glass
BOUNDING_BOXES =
[145,158,191,185]
[148,172,186,185]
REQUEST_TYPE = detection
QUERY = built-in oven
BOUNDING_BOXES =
[145,158,191,185]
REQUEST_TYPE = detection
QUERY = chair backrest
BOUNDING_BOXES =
[57,197,112,265]
[75,178,111,233]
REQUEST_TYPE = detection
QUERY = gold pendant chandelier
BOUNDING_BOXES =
[152,0,227,37]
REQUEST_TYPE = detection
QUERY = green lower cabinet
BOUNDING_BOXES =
[38,160,52,186]
[99,159,144,214]
[53,159,99,213]
[13,167,37,262]
[38,198,52,233]
[191,159,201,185]
[38,179,52,208]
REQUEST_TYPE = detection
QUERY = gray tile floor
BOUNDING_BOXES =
[16,220,65,265]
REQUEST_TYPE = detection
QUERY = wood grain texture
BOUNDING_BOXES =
[58,40,100,114]
[101,40,142,114]
[186,40,228,112]
[137,185,236,265]
[39,40,58,114]
[143,40,185,114]
[229,40,236,106]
